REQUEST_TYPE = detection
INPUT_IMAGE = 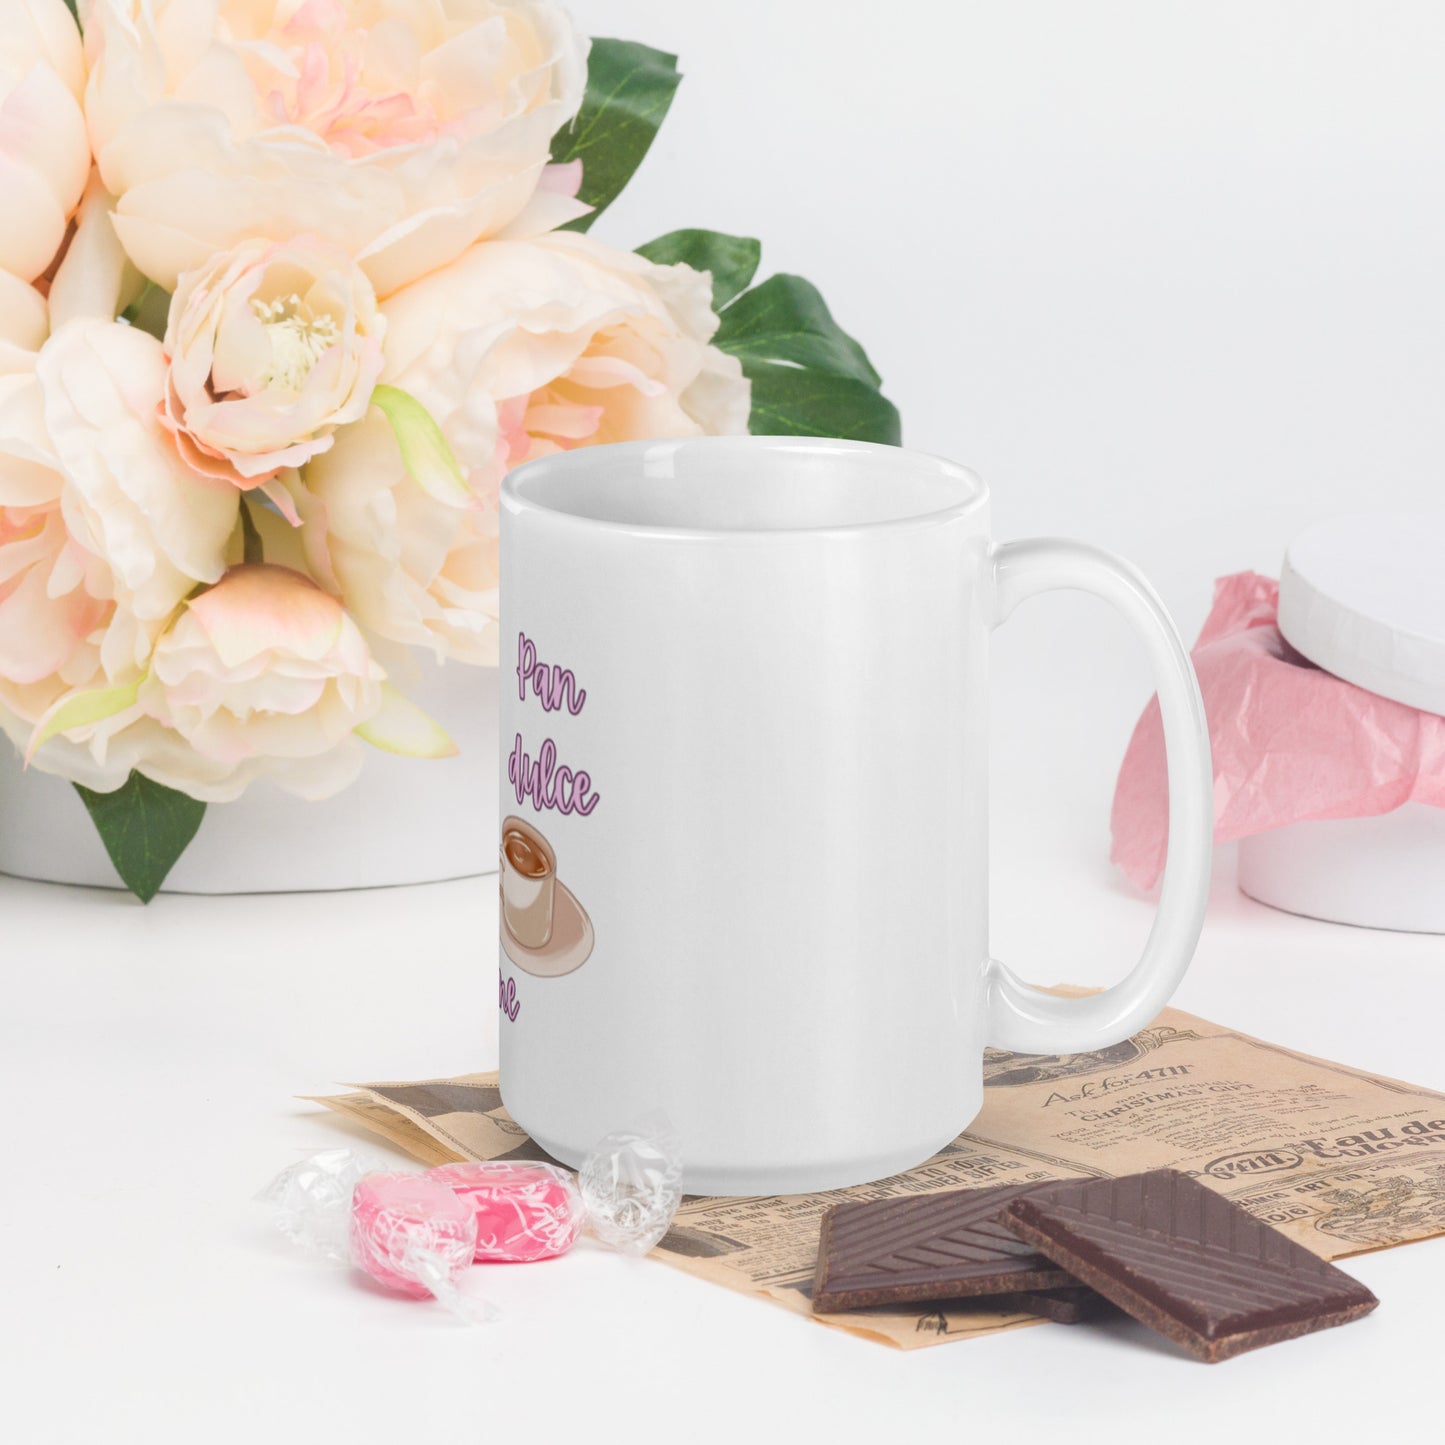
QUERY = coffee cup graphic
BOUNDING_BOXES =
[500,816,556,946]
[499,816,594,977]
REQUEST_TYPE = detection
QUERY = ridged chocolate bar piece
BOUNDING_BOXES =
[1000,1170,1379,1362]
[811,1185,1078,1314]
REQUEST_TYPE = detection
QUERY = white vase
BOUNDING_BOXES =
[0,659,500,893]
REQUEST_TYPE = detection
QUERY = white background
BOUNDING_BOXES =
[8,2,1445,1441]
[571,0,1445,983]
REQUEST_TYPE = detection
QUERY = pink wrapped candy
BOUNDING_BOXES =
[427,1161,585,1262]
[259,1124,683,1322]
[349,1172,478,1298]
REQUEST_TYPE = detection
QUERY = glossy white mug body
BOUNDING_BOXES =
[498,437,1211,1196]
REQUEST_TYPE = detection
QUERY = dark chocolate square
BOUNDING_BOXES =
[812,1184,1078,1314]
[999,1169,1379,1362]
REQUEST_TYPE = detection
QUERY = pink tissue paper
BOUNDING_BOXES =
[1111,571,1445,890]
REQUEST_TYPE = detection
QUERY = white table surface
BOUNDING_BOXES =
[12,3,1445,1436]
[7,672,1444,1445]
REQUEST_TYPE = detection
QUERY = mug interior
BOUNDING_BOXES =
[502,436,986,533]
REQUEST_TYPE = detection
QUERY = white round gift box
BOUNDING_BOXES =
[0,658,501,894]
[1236,512,1445,932]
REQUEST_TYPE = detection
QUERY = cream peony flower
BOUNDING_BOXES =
[5,564,391,802]
[0,0,89,286]
[162,237,385,490]
[298,417,501,662]
[134,563,384,800]
[380,231,750,472]
[46,172,146,331]
[3,323,459,800]
[36,319,239,636]
[1,319,238,788]
[84,0,588,296]
[0,367,113,707]
[0,271,48,375]
[0,350,188,792]
[300,231,749,664]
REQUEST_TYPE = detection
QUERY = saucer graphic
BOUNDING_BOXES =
[500,878,595,978]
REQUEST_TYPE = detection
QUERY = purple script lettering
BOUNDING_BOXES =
[499,974,520,1021]
[509,733,600,816]
[516,631,586,715]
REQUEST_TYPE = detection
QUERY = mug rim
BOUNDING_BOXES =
[500,435,989,539]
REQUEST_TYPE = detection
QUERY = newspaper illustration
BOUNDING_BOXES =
[307,999,1445,1350]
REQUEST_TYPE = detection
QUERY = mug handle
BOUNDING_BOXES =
[985,538,1213,1053]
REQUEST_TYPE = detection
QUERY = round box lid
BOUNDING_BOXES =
[1277,511,1445,716]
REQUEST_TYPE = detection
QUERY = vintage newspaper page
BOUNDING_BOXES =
[308,1001,1445,1350]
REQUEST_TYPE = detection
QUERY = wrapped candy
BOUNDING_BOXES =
[349,1172,479,1297]
[259,1151,493,1323]
[259,1119,683,1314]
[579,1119,685,1256]
[425,1119,685,1262]
[427,1161,585,1262]
[260,1147,390,1263]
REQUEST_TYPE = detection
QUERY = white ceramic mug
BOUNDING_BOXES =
[498,437,1211,1196]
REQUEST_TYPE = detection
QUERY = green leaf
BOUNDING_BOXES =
[635,229,761,311]
[742,358,902,446]
[239,498,264,565]
[74,772,206,904]
[716,275,883,388]
[370,384,472,507]
[552,39,682,232]
[64,0,80,26]
[119,282,171,341]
